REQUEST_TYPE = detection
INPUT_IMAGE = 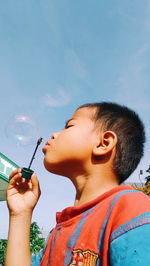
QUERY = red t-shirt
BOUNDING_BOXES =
[39,185,150,265]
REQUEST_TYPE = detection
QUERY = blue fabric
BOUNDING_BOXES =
[110,223,150,265]
[31,231,52,266]
[31,249,44,266]
[110,212,150,242]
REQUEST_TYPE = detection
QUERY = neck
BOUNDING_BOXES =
[70,170,119,207]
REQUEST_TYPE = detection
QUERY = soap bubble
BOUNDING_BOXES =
[5,114,39,146]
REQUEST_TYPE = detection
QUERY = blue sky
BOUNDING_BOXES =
[0,0,150,238]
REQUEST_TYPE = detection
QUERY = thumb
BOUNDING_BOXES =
[31,173,41,198]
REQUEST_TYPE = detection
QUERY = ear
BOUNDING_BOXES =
[93,131,117,156]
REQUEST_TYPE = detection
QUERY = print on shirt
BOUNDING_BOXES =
[69,249,98,265]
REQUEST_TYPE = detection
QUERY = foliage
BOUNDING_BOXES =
[30,221,45,254]
[142,183,150,195]
[133,181,150,196]
[133,182,150,196]
[0,222,45,265]
[0,239,7,265]
[133,165,150,196]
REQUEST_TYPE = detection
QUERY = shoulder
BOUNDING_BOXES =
[115,186,150,211]
[109,223,150,265]
[110,186,150,229]
[109,187,150,242]
[109,188,150,264]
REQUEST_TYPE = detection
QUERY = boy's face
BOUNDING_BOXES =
[42,107,98,177]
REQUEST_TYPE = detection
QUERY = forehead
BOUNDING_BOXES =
[71,107,96,120]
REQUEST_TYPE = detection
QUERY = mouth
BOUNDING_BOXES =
[42,141,51,154]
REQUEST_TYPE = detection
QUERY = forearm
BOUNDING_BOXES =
[5,212,32,266]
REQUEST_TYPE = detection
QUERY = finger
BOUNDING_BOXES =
[9,172,22,186]
[31,173,41,197]
[9,168,21,180]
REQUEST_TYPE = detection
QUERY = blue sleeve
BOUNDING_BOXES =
[31,249,44,266]
[31,231,52,266]
[109,223,150,265]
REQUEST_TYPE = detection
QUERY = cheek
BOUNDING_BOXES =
[43,151,61,171]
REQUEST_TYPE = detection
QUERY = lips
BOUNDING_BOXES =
[42,141,51,154]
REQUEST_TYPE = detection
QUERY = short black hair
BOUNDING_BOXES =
[78,102,145,184]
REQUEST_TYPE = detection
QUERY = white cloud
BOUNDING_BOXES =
[42,86,70,107]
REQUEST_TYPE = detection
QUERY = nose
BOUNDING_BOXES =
[51,131,60,139]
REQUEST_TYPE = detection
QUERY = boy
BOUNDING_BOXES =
[5,102,150,266]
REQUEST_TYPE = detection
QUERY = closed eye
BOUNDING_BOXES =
[64,124,74,129]
[64,119,75,129]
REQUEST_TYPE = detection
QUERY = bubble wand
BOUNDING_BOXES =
[21,137,43,179]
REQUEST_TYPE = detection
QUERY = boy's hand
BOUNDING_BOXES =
[6,168,41,216]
